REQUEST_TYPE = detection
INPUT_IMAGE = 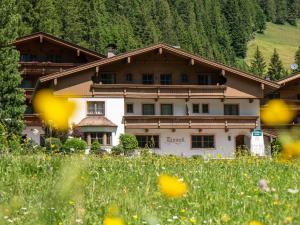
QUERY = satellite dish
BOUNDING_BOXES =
[291,63,298,70]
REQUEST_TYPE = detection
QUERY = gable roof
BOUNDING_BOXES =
[38,43,280,88]
[277,72,300,85]
[14,32,106,59]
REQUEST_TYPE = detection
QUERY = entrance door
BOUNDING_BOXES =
[235,135,245,148]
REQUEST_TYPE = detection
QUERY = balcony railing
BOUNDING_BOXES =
[20,62,81,75]
[91,84,227,99]
[123,115,258,129]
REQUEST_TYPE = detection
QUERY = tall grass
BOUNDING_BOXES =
[0,154,299,224]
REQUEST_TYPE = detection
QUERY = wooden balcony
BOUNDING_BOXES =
[91,84,227,99]
[24,114,42,126]
[20,62,81,76]
[124,115,258,129]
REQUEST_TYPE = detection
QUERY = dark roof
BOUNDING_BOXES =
[14,32,106,59]
[77,116,117,127]
[38,43,280,89]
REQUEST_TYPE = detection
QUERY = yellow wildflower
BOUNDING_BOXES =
[132,215,138,220]
[33,89,76,130]
[189,217,197,224]
[221,214,231,222]
[261,99,295,126]
[285,216,293,223]
[158,174,188,198]
[58,223,63,225]
[103,217,124,225]
[249,220,263,225]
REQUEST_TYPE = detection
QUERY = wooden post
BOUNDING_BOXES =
[39,35,43,43]
[127,57,131,63]
[77,49,80,57]
[54,78,57,86]
[87,133,91,145]
[103,133,107,146]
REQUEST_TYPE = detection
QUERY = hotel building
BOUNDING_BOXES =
[17,33,281,157]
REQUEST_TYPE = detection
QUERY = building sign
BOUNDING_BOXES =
[250,129,265,156]
[166,137,185,145]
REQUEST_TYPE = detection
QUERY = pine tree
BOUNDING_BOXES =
[275,0,288,24]
[287,0,299,25]
[0,0,25,135]
[35,0,62,36]
[294,46,300,72]
[251,46,266,76]
[268,49,285,80]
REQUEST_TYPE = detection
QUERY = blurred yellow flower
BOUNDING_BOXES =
[281,140,300,159]
[158,174,188,198]
[103,217,124,225]
[132,215,138,220]
[189,217,197,224]
[261,100,295,126]
[33,89,76,130]
[221,214,231,222]
[249,220,263,225]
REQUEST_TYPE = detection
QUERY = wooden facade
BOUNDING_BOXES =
[15,32,105,126]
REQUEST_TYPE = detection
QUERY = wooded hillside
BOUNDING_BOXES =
[13,0,300,66]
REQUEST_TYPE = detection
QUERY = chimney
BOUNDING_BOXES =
[106,43,117,58]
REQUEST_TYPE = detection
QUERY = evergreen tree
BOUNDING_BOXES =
[251,46,266,76]
[35,0,62,36]
[0,0,25,135]
[294,46,300,72]
[275,0,288,24]
[287,0,299,25]
[268,49,285,80]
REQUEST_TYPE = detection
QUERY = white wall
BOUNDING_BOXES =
[126,128,252,158]
[69,97,125,146]
[125,99,260,116]
[22,126,45,145]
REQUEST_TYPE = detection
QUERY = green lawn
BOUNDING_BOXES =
[0,154,299,225]
[246,22,300,69]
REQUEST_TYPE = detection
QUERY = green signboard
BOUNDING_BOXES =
[252,129,262,136]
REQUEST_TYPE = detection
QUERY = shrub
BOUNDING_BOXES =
[119,133,138,155]
[91,139,101,154]
[63,138,87,153]
[111,144,124,155]
[271,138,282,156]
[45,138,62,153]
[235,146,251,157]
[0,123,9,153]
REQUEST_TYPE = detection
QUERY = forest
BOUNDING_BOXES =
[14,0,299,66]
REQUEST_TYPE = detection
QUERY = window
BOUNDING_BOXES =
[160,74,172,85]
[100,73,116,84]
[24,104,34,114]
[181,73,188,83]
[202,104,209,113]
[191,135,215,148]
[126,103,134,113]
[268,92,280,99]
[87,102,105,115]
[20,79,34,88]
[224,104,239,115]
[193,104,200,113]
[142,73,154,84]
[20,54,30,62]
[297,94,300,100]
[198,74,212,85]
[142,104,155,115]
[161,104,173,115]
[85,132,112,145]
[126,73,133,82]
[136,135,159,148]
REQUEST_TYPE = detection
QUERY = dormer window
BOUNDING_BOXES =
[87,102,105,115]
[142,74,154,84]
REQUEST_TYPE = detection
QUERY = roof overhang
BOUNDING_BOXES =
[277,72,300,85]
[14,32,106,59]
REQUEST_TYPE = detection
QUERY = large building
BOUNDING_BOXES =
[14,32,105,143]
[27,35,280,157]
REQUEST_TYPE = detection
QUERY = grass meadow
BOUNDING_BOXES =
[246,21,300,69]
[0,154,299,225]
